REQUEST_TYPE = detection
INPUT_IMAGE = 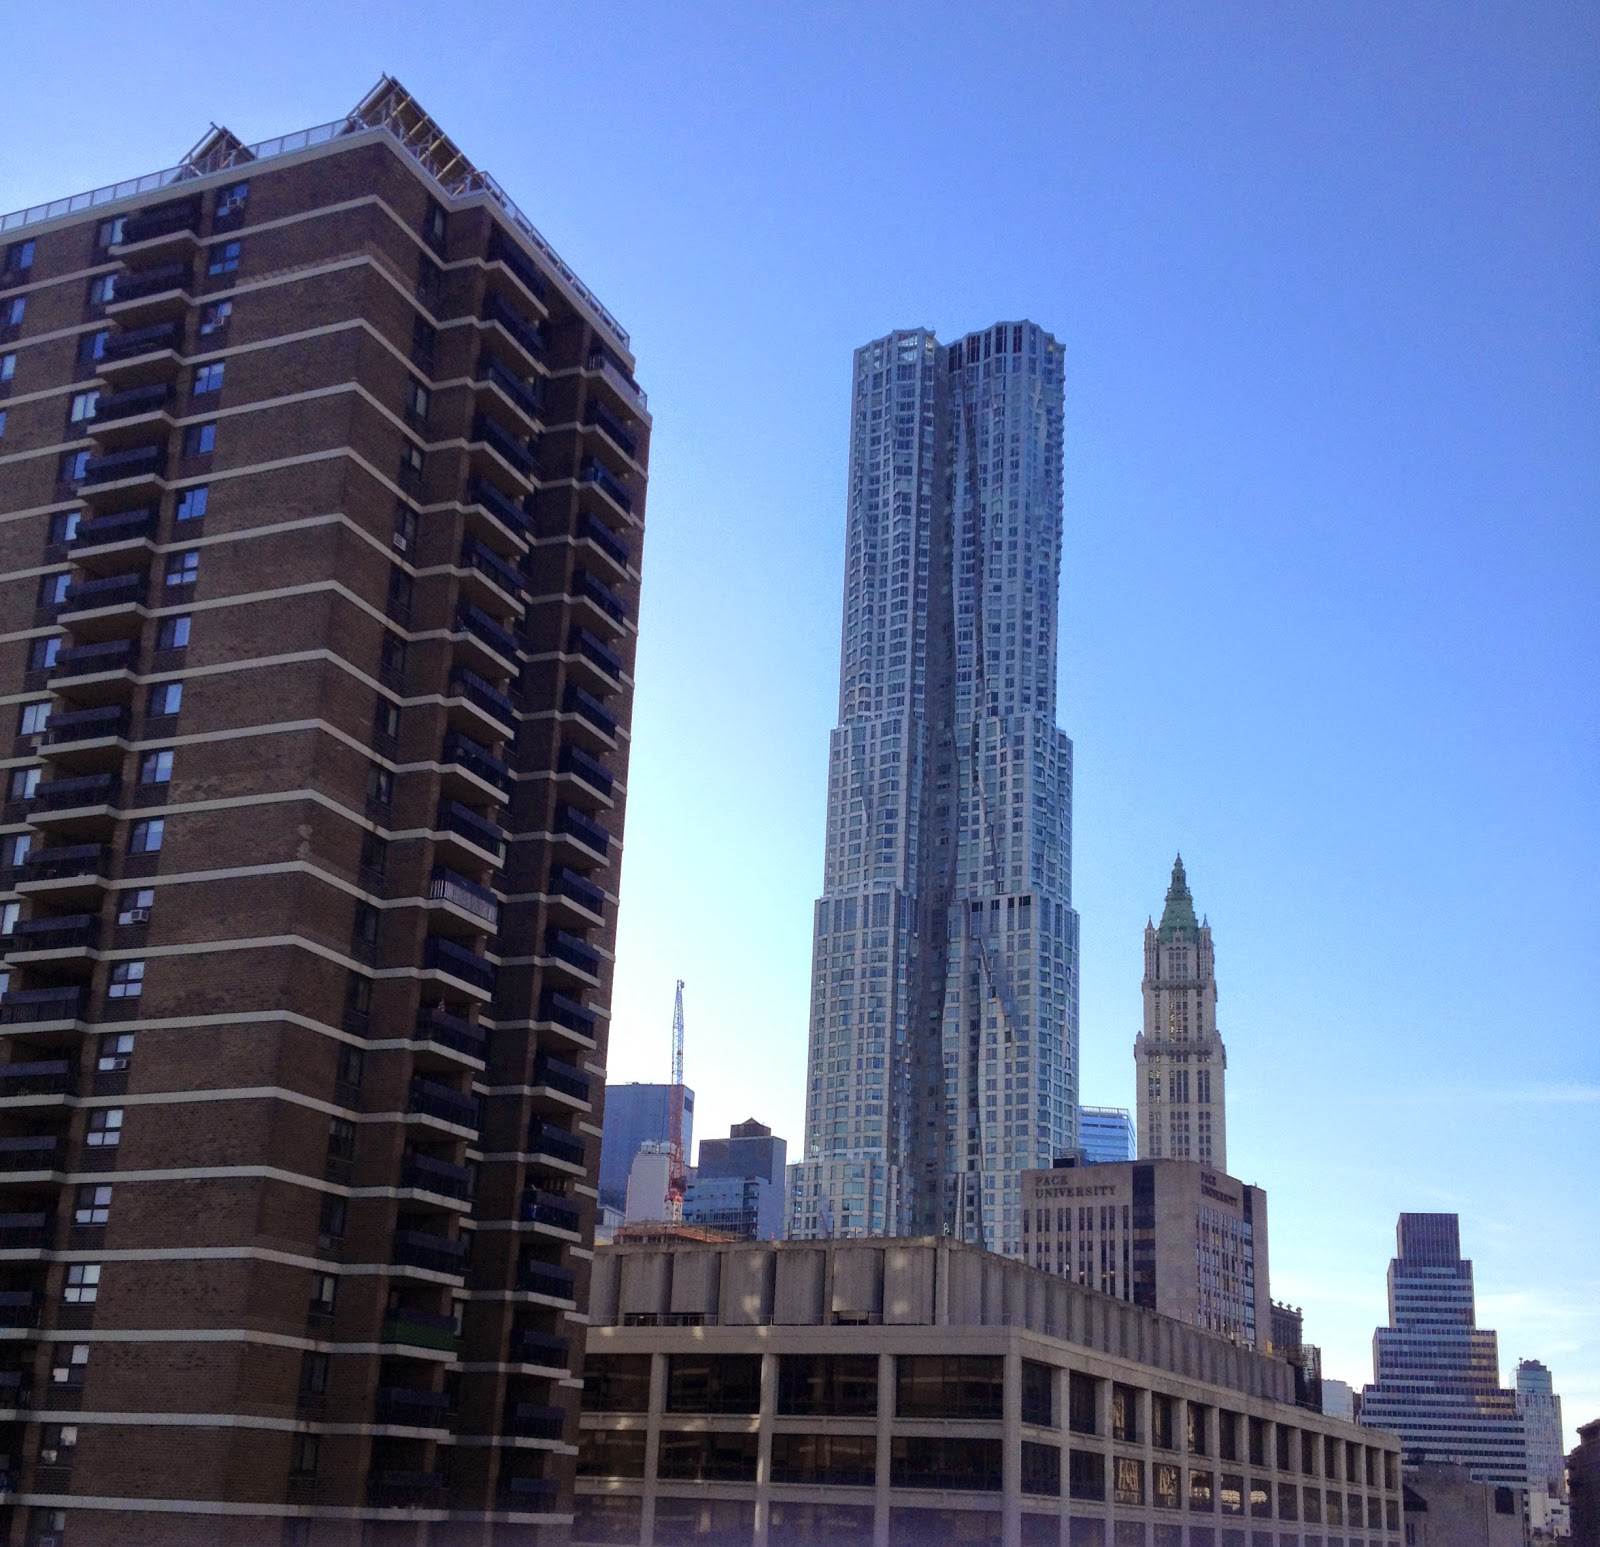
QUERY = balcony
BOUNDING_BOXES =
[423,937,496,998]
[558,743,614,800]
[527,1123,585,1170]
[6,916,99,956]
[540,991,597,1042]
[461,537,523,600]
[100,318,181,363]
[488,233,549,302]
[0,1212,50,1250]
[501,1476,559,1514]
[552,868,606,917]
[587,349,648,411]
[568,626,624,685]
[505,1402,565,1441]
[0,987,82,1026]
[467,476,530,540]
[578,513,631,571]
[91,382,172,424]
[583,400,638,460]
[71,507,153,549]
[521,1189,581,1232]
[562,686,617,742]
[414,1005,488,1062]
[52,639,135,678]
[477,356,542,424]
[375,1385,452,1430]
[516,1328,571,1368]
[17,847,107,888]
[573,568,629,627]
[401,1152,475,1201]
[60,574,146,616]
[472,414,536,478]
[409,1073,482,1131]
[484,294,546,362]
[547,929,601,978]
[30,774,118,815]
[116,199,200,248]
[79,444,165,489]
[0,1137,58,1173]
[442,733,509,796]
[105,261,192,312]
[436,801,505,862]
[454,604,519,663]
[366,1470,446,1509]
[517,1258,577,1302]
[0,1291,40,1328]
[44,705,128,745]
[532,1056,590,1105]
[379,1308,460,1353]
[0,1061,73,1098]
[391,1229,468,1278]
[579,458,634,516]
[556,804,612,860]
[428,869,500,929]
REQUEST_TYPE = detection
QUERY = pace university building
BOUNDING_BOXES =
[789,324,1080,1259]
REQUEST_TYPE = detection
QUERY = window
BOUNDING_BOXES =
[379,631,407,680]
[138,749,173,784]
[192,362,224,395]
[387,566,413,618]
[96,1031,136,1069]
[38,572,71,607]
[47,509,79,544]
[776,1354,877,1416]
[7,240,36,272]
[366,766,393,807]
[156,615,191,650]
[216,182,249,218]
[0,902,18,935]
[79,328,109,362]
[318,1194,347,1240]
[352,900,379,946]
[69,390,99,424]
[1022,1360,1054,1427]
[88,274,117,306]
[359,830,388,877]
[148,682,182,717]
[1114,1457,1145,1507]
[3,297,25,327]
[63,1263,100,1303]
[373,699,400,744]
[129,818,164,854]
[326,1117,355,1160]
[1021,1442,1061,1497]
[310,1272,337,1313]
[38,1425,77,1466]
[50,1344,89,1385]
[399,441,425,484]
[86,1108,123,1146]
[299,1350,330,1395]
[59,448,90,483]
[2,834,32,868]
[891,1435,1003,1492]
[28,637,60,671]
[897,1356,1004,1419]
[665,1354,762,1414]
[18,701,50,735]
[199,300,232,335]
[411,316,436,368]
[0,352,14,381]
[392,504,417,553]
[8,768,39,801]
[580,1354,652,1412]
[182,422,216,456]
[424,199,447,248]
[0,408,6,439]
[291,1433,319,1476]
[176,486,208,521]
[577,1430,648,1480]
[405,378,430,421]
[165,550,200,586]
[97,217,125,248]
[771,1433,877,1487]
[207,240,241,275]
[335,1044,364,1089]
[107,962,144,999]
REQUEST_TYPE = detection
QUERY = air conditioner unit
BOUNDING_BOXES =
[120,908,150,925]
[392,534,409,552]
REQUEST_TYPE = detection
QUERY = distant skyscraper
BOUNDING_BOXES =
[1079,1105,1135,1163]
[1361,1213,1528,1486]
[684,1118,788,1239]
[1135,857,1227,1167]
[789,323,1079,1258]
[1517,1358,1567,1497]
[598,1082,694,1213]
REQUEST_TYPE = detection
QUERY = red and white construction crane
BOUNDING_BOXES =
[665,980,687,1224]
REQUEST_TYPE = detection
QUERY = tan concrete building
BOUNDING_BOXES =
[1135,858,1226,1168]
[1022,1160,1271,1351]
[0,77,647,1543]
[1401,1464,1527,1547]
[575,1236,1402,1546]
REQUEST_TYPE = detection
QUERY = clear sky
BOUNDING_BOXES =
[5,0,1595,1445]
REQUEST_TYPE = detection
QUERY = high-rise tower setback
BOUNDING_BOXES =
[789,323,1080,1258]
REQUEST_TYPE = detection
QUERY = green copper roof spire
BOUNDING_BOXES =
[1157,854,1199,940]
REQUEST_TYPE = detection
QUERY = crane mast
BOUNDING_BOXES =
[666,980,686,1223]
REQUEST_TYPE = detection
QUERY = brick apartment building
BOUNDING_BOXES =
[0,79,647,1545]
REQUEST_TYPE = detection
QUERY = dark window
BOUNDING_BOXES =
[1153,1392,1175,1449]
[896,1354,1003,1419]
[411,315,436,370]
[326,1117,355,1160]
[2,297,24,327]
[79,329,109,363]
[1021,1359,1053,1427]
[352,900,379,947]
[1154,1461,1181,1509]
[48,509,79,544]
[88,274,116,306]
[366,765,393,807]
[581,1354,651,1412]
[148,682,182,717]
[1249,1416,1267,1466]
[777,1353,877,1416]
[318,1194,347,1239]
[1069,1371,1099,1434]
[97,218,125,248]
[1277,1425,1293,1471]
[183,423,216,456]
[27,637,59,671]
[1021,1441,1061,1497]
[1190,1467,1214,1512]
[1220,1472,1245,1515]
[8,239,36,272]
[576,1429,646,1478]
[1113,1456,1145,1506]
[291,1432,318,1476]
[138,749,173,785]
[199,301,232,336]
[359,830,388,878]
[424,200,447,250]
[129,818,164,854]
[770,1432,876,1487]
[59,448,90,483]
[405,378,429,423]
[299,1351,329,1394]
[1219,1409,1239,1462]
[392,503,417,554]
[891,1435,1002,1492]
[387,566,413,620]
[656,1429,758,1482]
[208,240,241,275]
[157,615,191,650]
[665,1353,760,1414]
[166,550,200,587]
[38,572,70,607]
[1111,1382,1140,1442]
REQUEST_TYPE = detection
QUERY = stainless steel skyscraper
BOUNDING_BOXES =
[788,322,1079,1258]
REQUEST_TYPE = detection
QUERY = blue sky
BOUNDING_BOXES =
[6,1,1595,1443]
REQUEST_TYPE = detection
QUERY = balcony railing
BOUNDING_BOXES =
[522,1189,581,1232]
[562,686,617,741]
[556,804,612,858]
[424,937,497,996]
[579,458,634,515]
[31,774,118,812]
[484,294,545,359]
[80,444,165,486]
[573,569,629,625]
[478,356,543,421]
[553,868,606,915]
[578,513,631,570]
[517,1258,577,1301]
[428,868,500,928]
[7,916,99,954]
[527,1123,585,1169]
[461,537,523,597]
[0,1212,51,1249]
[455,604,519,661]
[436,800,506,860]
[587,349,647,410]
[0,1136,59,1172]
[409,1073,482,1130]
[100,319,180,361]
[401,1151,475,1200]
[110,262,192,303]
[0,987,82,1026]
[366,1470,446,1508]
[54,639,135,677]
[540,991,597,1040]
[547,930,601,977]
[18,846,108,884]
[118,200,200,245]
[505,1402,565,1441]
[583,400,637,459]
[501,1476,559,1513]
[0,1060,73,1097]
[472,413,536,477]
[376,1385,453,1428]
[61,574,145,613]
[532,1056,590,1105]
[92,382,172,422]
[379,1308,459,1352]
[0,1291,41,1327]
[391,1230,469,1277]
[72,507,153,546]
[558,742,614,799]
[442,732,509,792]
[488,234,549,301]
[467,477,529,538]
[516,1328,571,1368]
[568,626,623,683]
[448,668,516,733]
[45,706,128,744]
[414,1005,488,1061]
